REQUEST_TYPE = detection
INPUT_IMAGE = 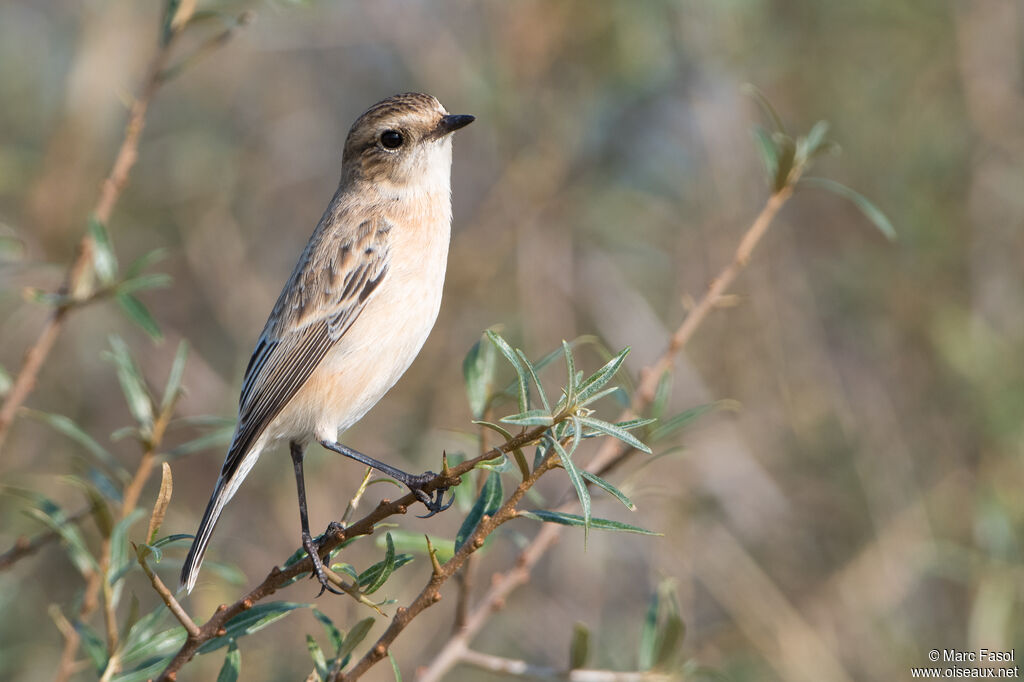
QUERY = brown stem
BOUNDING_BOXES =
[0,506,93,571]
[139,552,200,638]
[420,184,798,681]
[0,25,176,455]
[154,425,552,682]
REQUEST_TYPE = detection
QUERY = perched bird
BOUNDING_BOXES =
[180,93,473,595]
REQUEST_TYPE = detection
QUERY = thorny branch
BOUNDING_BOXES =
[419,183,799,681]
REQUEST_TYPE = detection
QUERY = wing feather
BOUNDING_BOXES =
[220,216,391,480]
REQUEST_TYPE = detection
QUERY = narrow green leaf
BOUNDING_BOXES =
[165,423,235,458]
[518,510,660,535]
[800,120,829,159]
[337,617,375,663]
[115,272,173,295]
[124,247,168,279]
[499,409,553,427]
[307,634,327,679]
[388,650,403,682]
[614,417,658,431]
[120,605,172,662]
[549,436,590,537]
[651,372,671,419]
[741,83,787,134]
[462,335,497,418]
[111,655,179,682]
[217,640,241,682]
[751,126,778,186]
[455,471,503,552]
[570,622,590,670]
[22,504,98,576]
[75,619,109,673]
[579,416,651,453]
[562,340,577,402]
[485,330,529,412]
[581,471,636,511]
[117,293,163,341]
[378,530,454,563]
[575,347,630,404]
[152,533,192,549]
[648,403,718,443]
[197,602,308,654]
[24,408,123,476]
[773,133,796,191]
[313,609,344,653]
[160,340,189,414]
[359,532,397,594]
[108,509,145,602]
[577,386,622,408]
[106,336,154,429]
[516,349,550,412]
[88,217,118,285]
[800,176,896,240]
[639,590,660,670]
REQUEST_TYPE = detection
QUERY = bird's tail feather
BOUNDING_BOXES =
[179,442,264,594]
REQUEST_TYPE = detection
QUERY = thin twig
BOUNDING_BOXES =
[0,506,93,571]
[420,184,798,682]
[460,649,678,681]
[154,425,554,682]
[139,551,200,638]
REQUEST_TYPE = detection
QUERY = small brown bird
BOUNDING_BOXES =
[180,93,473,595]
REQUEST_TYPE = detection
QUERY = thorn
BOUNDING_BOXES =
[441,451,451,477]
[425,535,443,576]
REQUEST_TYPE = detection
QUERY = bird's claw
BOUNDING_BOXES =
[405,471,455,518]
[303,533,343,597]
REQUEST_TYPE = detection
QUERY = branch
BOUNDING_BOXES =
[420,183,799,682]
[460,649,678,681]
[154,425,554,681]
[0,505,93,571]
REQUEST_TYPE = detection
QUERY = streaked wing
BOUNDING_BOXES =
[219,216,391,479]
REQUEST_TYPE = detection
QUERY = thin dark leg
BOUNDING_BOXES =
[290,441,342,596]
[319,440,454,517]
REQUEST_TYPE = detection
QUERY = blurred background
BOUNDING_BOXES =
[2,0,1023,680]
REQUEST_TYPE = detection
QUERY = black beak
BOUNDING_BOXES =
[435,114,475,136]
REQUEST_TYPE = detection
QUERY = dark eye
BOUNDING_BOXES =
[380,130,404,149]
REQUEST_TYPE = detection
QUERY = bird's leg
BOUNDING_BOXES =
[290,441,342,596]
[319,440,454,518]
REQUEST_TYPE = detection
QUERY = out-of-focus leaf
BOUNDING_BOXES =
[124,247,168,279]
[570,622,590,670]
[111,655,178,682]
[773,132,796,191]
[106,336,154,429]
[648,403,718,443]
[358,532,397,594]
[160,341,188,416]
[337,617,374,663]
[741,83,786,134]
[518,510,659,536]
[549,437,590,537]
[485,330,529,412]
[751,126,778,186]
[88,217,118,285]
[639,582,685,670]
[75,619,108,673]
[462,334,497,418]
[120,605,172,662]
[21,499,97,576]
[117,293,163,341]
[388,650,403,681]
[313,609,343,653]
[800,176,896,240]
[116,273,173,295]
[108,509,145,599]
[0,364,11,397]
[575,347,630,404]
[581,471,636,511]
[307,635,327,679]
[0,233,25,261]
[579,416,651,453]
[800,120,830,160]
[639,589,660,670]
[148,462,173,543]
[197,602,308,654]
[24,409,123,477]
[455,471,502,553]
[651,372,671,419]
[165,423,235,458]
[377,530,454,563]
[216,640,241,682]
[562,340,577,403]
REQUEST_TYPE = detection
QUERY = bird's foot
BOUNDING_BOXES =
[403,471,455,518]
[302,531,343,597]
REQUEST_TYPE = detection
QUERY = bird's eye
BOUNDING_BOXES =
[380,130,404,149]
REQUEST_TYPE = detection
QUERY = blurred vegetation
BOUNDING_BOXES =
[2,0,1023,681]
